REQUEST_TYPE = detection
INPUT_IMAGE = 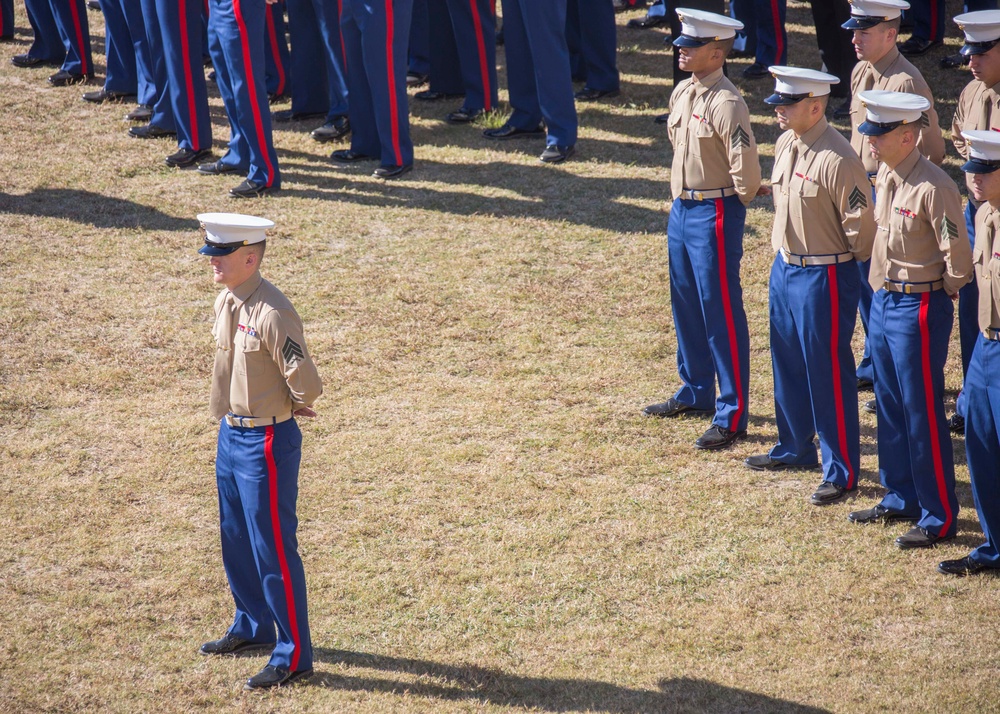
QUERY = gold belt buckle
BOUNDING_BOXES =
[695,191,704,200]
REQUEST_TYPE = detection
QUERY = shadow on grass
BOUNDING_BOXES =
[0,188,193,231]
[310,648,830,713]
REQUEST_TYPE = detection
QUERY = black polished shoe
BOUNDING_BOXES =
[49,69,93,86]
[414,89,463,102]
[197,159,242,175]
[863,399,877,414]
[268,92,289,104]
[744,454,791,471]
[372,164,412,179]
[941,52,969,69]
[653,112,670,124]
[483,123,546,140]
[125,104,152,122]
[948,413,965,435]
[199,633,275,656]
[330,149,376,163]
[694,425,746,450]
[86,0,100,9]
[898,36,942,56]
[896,525,953,550]
[446,107,484,124]
[165,147,213,168]
[406,71,428,87]
[311,116,351,142]
[811,481,853,505]
[83,88,135,103]
[741,62,769,79]
[574,87,620,101]
[857,377,874,391]
[848,504,918,525]
[272,109,326,123]
[11,53,48,68]
[938,556,994,576]
[642,397,705,418]
[540,144,575,163]
[244,664,314,690]
[230,179,277,198]
[832,96,852,119]
[627,14,665,28]
[128,123,176,139]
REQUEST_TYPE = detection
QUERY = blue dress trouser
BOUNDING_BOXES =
[264,1,290,98]
[408,0,430,76]
[216,419,312,672]
[287,0,349,119]
[48,0,92,75]
[427,0,464,96]
[140,0,177,132]
[99,0,138,94]
[1,0,14,38]
[209,0,281,188]
[341,0,414,169]
[444,0,497,111]
[909,0,945,42]
[965,336,1000,566]
[24,0,65,64]
[123,0,156,106]
[566,0,618,93]
[667,195,751,433]
[499,0,577,148]
[870,289,958,538]
[155,0,213,152]
[752,0,785,66]
[955,198,980,419]
[768,256,861,487]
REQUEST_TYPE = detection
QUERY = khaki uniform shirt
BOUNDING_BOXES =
[951,79,1000,196]
[668,67,762,206]
[770,117,876,260]
[849,46,945,174]
[869,148,973,295]
[973,202,1000,330]
[210,271,323,420]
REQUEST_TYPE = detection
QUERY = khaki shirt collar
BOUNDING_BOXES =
[872,45,900,77]
[797,116,829,150]
[230,270,263,306]
[888,146,921,185]
[693,67,724,96]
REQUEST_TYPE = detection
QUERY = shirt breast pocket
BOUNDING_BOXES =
[689,120,714,158]
[236,333,266,377]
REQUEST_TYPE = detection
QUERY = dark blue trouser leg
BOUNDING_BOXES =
[48,0,92,75]
[956,199,980,418]
[100,0,137,93]
[443,0,497,111]
[966,337,1000,566]
[156,0,213,152]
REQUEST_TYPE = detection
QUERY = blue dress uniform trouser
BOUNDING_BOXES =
[427,0,465,96]
[964,336,1000,567]
[24,0,65,64]
[287,0,349,120]
[140,0,177,133]
[99,0,138,94]
[870,289,958,538]
[1,0,14,38]
[48,0,92,75]
[443,0,497,112]
[500,0,577,148]
[155,0,213,153]
[908,0,945,42]
[566,0,619,94]
[264,1,290,98]
[855,179,878,383]
[216,419,312,672]
[751,0,786,67]
[341,0,415,169]
[667,195,751,434]
[209,0,281,188]
[768,257,861,487]
[408,0,430,76]
[955,199,981,419]
[123,0,156,107]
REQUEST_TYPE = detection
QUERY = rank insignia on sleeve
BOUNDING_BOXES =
[942,216,959,242]
[282,336,305,365]
[848,186,868,211]
[730,125,750,150]
[920,112,930,128]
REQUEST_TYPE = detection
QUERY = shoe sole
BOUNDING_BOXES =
[848,513,918,525]
[642,407,710,419]
[244,667,314,690]
[200,641,276,657]
[694,430,746,451]
[810,488,854,505]
[896,534,954,550]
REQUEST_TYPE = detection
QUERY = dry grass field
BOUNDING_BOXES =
[2,1,998,712]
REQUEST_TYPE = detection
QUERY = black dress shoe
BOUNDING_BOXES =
[896,525,953,549]
[694,425,746,450]
[741,62,770,79]
[898,37,942,56]
[125,105,152,122]
[832,96,852,119]
[230,179,277,198]
[49,69,93,86]
[847,504,918,525]
[811,481,853,505]
[86,0,100,9]
[373,164,412,179]
[863,399,877,414]
[272,109,326,123]
[483,123,546,140]
[199,633,275,656]
[197,160,242,175]
[574,87,620,101]
[627,14,665,29]
[642,397,705,418]
[744,454,791,471]
[857,377,873,391]
[941,52,969,69]
[446,107,484,124]
[128,124,176,139]
[244,664,314,690]
[406,71,428,87]
[414,89,464,101]
[653,112,670,124]
[165,147,213,168]
[268,92,289,104]
[540,144,575,163]
[938,556,995,576]
[330,149,376,163]
[82,88,135,103]
[11,53,47,68]
[311,116,350,142]
[948,413,965,435]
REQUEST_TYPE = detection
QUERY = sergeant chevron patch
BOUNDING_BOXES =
[848,186,868,211]
[920,112,930,128]
[942,216,959,242]
[730,125,750,150]
[282,336,304,365]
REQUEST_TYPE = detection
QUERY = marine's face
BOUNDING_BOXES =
[209,247,255,289]
[971,169,1000,203]
[677,43,714,74]
[852,25,893,62]
[775,99,813,134]
[866,125,908,166]
[970,44,1000,87]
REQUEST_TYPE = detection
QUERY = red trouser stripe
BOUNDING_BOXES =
[714,198,745,430]
[234,0,276,186]
[827,265,855,489]
[68,0,89,75]
[264,427,302,672]
[178,0,201,149]
[918,294,952,536]
[265,6,286,95]
[468,0,491,111]
[338,0,347,73]
[384,0,403,166]
[770,0,783,62]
